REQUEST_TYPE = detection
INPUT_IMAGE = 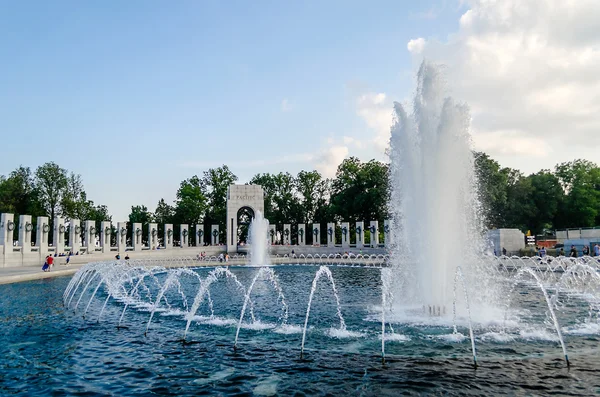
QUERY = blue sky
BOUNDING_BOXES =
[1,1,465,220]
[4,1,599,221]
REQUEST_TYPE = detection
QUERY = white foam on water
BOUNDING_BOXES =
[159,309,186,317]
[436,333,467,343]
[327,327,365,339]
[240,320,276,331]
[563,322,600,335]
[192,316,238,327]
[273,324,304,334]
[479,332,515,343]
[519,328,559,342]
[380,333,411,342]
[253,375,280,396]
[192,367,235,385]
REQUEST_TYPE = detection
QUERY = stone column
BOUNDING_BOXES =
[196,224,204,247]
[18,215,33,253]
[53,217,65,254]
[100,221,112,253]
[211,225,219,245]
[269,224,276,245]
[341,222,350,248]
[1,213,15,248]
[369,221,379,247]
[164,224,173,249]
[117,222,127,254]
[180,224,189,248]
[384,220,391,248]
[312,223,320,245]
[148,223,158,250]
[326,222,335,246]
[70,219,81,254]
[83,220,96,253]
[297,224,305,246]
[35,216,50,255]
[283,224,291,245]
[132,222,142,252]
[355,221,364,249]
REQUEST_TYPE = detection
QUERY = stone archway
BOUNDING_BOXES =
[226,185,265,253]
[236,206,255,245]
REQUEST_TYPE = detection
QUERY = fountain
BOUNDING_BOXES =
[248,210,270,267]
[31,61,599,394]
[387,61,486,310]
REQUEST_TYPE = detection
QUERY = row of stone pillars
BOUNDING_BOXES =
[268,220,392,247]
[0,213,223,255]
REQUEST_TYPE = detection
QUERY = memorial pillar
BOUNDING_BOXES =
[180,224,189,248]
[117,222,127,254]
[0,213,15,248]
[283,224,291,245]
[83,220,96,253]
[132,222,142,252]
[341,222,350,248]
[36,216,50,255]
[148,223,158,250]
[369,221,379,247]
[327,222,335,246]
[100,221,112,253]
[355,221,364,249]
[211,225,219,245]
[297,224,305,246]
[384,220,392,248]
[268,224,276,245]
[53,217,65,254]
[70,219,81,254]
[196,224,204,247]
[18,215,33,253]
[164,224,173,249]
[312,223,320,245]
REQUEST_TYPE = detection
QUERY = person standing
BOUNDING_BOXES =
[47,255,54,271]
[582,245,590,256]
[594,244,600,257]
[569,245,578,258]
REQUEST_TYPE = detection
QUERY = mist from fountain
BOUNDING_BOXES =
[249,210,270,267]
[387,61,488,309]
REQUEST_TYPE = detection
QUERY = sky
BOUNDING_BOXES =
[1,0,599,221]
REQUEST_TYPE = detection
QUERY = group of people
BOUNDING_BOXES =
[547,244,600,257]
[115,253,130,260]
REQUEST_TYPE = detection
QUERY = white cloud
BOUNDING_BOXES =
[407,38,426,54]
[412,0,600,172]
[314,145,349,178]
[281,98,292,112]
[356,92,394,151]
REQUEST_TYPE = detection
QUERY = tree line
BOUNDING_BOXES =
[1,154,599,245]
[0,162,110,241]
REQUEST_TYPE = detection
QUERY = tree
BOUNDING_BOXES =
[128,205,153,245]
[474,152,508,229]
[329,157,389,223]
[35,162,68,222]
[174,176,207,226]
[154,198,175,225]
[527,170,564,235]
[0,166,41,216]
[202,166,238,241]
[295,170,330,224]
[554,160,600,228]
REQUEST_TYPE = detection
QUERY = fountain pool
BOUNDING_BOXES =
[2,260,599,395]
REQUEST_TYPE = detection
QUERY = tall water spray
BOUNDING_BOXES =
[388,61,484,308]
[249,211,270,267]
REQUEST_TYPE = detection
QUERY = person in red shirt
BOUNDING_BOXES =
[47,255,54,271]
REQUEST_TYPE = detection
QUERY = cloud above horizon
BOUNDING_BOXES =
[409,0,600,171]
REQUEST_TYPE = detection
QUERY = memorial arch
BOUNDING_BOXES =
[226,184,264,253]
